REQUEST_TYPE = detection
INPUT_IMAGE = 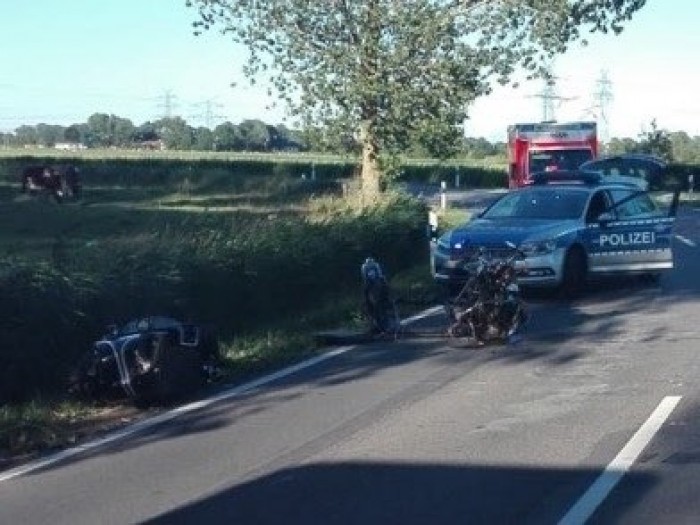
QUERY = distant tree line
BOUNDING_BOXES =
[2,113,699,163]
[606,120,700,164]
[0,113,307,153]
[0,112,508,158]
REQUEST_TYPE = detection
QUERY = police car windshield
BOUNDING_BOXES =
[483,188,588,220]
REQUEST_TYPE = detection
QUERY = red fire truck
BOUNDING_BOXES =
[507,121,598,188]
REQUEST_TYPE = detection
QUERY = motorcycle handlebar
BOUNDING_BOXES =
[462,244,524,269]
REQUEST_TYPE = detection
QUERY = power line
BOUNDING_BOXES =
[190,98,226,128]
[156,89,179,119]
[527,72,577,122]
[593,70,614,143]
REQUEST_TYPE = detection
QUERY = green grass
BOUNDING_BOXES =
[0,148,508,191]
[0,147,356,164]
[435,207,471,229]
[0,400,96,458]
[0,146,507,167]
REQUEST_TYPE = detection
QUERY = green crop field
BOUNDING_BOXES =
[0,146,508,166]
[0,147,508,188]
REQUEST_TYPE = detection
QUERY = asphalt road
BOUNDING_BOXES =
[1,205,699,525]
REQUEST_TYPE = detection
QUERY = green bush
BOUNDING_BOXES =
[397,164,507,188]
[0,259,97,402]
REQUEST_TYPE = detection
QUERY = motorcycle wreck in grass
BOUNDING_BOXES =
[445,242,528,346]
[69,316,222,405]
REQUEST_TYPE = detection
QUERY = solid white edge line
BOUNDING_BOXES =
[0,345,356,484]
[401,305,443,326]
[558,395,682,525]
[1,305,444,484]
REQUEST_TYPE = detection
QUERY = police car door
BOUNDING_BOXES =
[588,188,675,274]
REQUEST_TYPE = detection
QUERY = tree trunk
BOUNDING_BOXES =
[358,0,382,204]
[359,120,381,203]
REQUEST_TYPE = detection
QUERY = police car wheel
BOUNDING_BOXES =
[561,247,587,298]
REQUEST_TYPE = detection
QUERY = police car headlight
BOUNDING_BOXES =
[520,240,556,256]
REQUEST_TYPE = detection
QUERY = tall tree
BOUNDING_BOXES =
[134,122,160,143]
[213,121,240,150]
[669,131,700,164]
[112,117,136,147]
[607,136,639,155]
[193,126,215,150]
[154,117,194,150]
[14,125,38,146]
[63,124,82,144]
[238,119,271,151]
[35,123,65,147]
[87,113,114,147]
[189,0,646,200]
[638,119,673,162]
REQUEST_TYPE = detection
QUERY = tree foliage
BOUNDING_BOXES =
[154,117,194,150]
[188,0,647,198]
[637,119,673,162]
[238,119,271,151]
[86,113,136,147]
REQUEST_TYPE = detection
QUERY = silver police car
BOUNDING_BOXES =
[432,170,679,296]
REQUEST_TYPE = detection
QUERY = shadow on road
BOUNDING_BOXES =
[144,460,656,525]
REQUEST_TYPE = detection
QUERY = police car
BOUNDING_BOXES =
[431,170,679,296]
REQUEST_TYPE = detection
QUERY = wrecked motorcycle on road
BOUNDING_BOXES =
[444,242,528,346]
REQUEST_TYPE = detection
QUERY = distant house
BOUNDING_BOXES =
[134,139,166,151]
[55,142,87,150]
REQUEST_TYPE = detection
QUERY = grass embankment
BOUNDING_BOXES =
[1,154,468,460]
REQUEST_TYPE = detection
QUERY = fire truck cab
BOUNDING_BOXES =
[507,121,598,188]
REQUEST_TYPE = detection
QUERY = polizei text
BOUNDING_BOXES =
[599,231,656,247]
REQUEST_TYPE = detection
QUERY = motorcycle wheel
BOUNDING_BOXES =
[446,319,485,348]
[365,288,400,340]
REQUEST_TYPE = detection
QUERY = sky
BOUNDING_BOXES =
[0,0,698,142]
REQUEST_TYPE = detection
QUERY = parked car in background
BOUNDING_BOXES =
[580,153,667,191]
